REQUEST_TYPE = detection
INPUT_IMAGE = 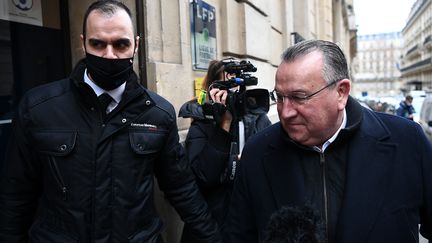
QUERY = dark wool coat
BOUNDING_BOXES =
[224,97,432,243]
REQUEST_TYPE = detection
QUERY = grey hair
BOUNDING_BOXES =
[281,40,350,84]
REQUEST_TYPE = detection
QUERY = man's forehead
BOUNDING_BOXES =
[90,7,127,18]
[277,53,322,75]
[86,8,134,32]
[284,51,322,65]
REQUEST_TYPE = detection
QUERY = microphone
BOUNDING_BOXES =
[262,205,325,243]
[212,76,258,90]
[229,76,258,86]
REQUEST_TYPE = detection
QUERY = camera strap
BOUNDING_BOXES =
[228,142,239,181]
[238,120,245,156]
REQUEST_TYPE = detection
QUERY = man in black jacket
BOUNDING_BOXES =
[0,1,221,242]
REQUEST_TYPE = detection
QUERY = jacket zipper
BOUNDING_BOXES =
[410,230,418,243]
[48,156,68,200]
[91,121,104,242]
[319,152,329,242]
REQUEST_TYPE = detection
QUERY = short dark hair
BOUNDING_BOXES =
[82,0,133,39]
[281,40,350,85]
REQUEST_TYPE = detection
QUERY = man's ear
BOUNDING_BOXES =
[337,79,351,110]
[134,36,140,54]
[80,34,86,54]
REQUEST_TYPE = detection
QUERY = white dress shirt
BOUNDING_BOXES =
[83,69,126,113]
[313,108,347,152]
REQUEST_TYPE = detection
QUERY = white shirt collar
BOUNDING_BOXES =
[83,68,125,104]
[314,108,347,152]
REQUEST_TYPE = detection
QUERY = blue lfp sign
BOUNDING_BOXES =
[190,0,217,70]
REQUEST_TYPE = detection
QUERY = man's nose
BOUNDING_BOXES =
[278,101,298,118]
[103,45,117,59]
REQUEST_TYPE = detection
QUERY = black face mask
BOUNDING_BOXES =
[85,53,134,91]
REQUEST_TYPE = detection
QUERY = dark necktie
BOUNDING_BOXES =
[98,93,113,114]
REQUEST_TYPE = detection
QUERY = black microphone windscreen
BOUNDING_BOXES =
[263,205,325,243]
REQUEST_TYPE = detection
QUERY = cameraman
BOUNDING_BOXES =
[179,59,271,242]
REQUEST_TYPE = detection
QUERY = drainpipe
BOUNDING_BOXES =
[136,0,147,88]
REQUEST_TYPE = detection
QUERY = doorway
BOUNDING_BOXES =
[0,4,70,172]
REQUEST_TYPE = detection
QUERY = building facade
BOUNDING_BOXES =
[400,0,432,92]
[351,32,403,98]
[0,0,356,241]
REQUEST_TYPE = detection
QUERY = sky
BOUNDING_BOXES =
[354,0,416,35]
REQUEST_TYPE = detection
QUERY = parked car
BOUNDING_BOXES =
[412,95,426,122]
[419,95,432,144]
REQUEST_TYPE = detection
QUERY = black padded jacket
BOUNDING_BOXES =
[0,60,221,243]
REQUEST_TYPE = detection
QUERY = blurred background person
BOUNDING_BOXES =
[396,95,415,120]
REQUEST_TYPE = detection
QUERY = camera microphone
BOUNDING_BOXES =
[229,76,258,86]
[212,77,258,89]
[212,80,237,89]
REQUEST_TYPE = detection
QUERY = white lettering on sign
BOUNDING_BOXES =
[196,4,214,22]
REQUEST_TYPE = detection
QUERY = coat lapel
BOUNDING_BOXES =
[261,138,306,208]
[336,112,397,242]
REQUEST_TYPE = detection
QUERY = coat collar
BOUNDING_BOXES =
[261,97,396,241]
[69,59,153,143]
[70,59,147,109]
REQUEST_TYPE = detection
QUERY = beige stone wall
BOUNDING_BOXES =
[145,0,197,131]
[144,0,289,129]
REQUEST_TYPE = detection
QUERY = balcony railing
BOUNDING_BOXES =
[424,35,432,46]
[406,45,418,56]
[400,58,432,72]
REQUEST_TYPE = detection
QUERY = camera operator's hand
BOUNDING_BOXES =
[209,88,228,105]
[209,88,233,132]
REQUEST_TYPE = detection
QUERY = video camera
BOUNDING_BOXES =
[199,59,271,184]
[203,59,270,119]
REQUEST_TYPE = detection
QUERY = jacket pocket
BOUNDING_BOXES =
[128,129,167,193]
[128,218,164,243]
[34,130,77,156]
[32,130,77,201]
[29,219,78,243]
[129,129,166,155]
[390,206,419,243]
[399,208,419,243]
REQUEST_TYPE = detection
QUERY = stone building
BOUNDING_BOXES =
[0,0,356,241]
[351,32,403,98]
[400,0,432,92]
